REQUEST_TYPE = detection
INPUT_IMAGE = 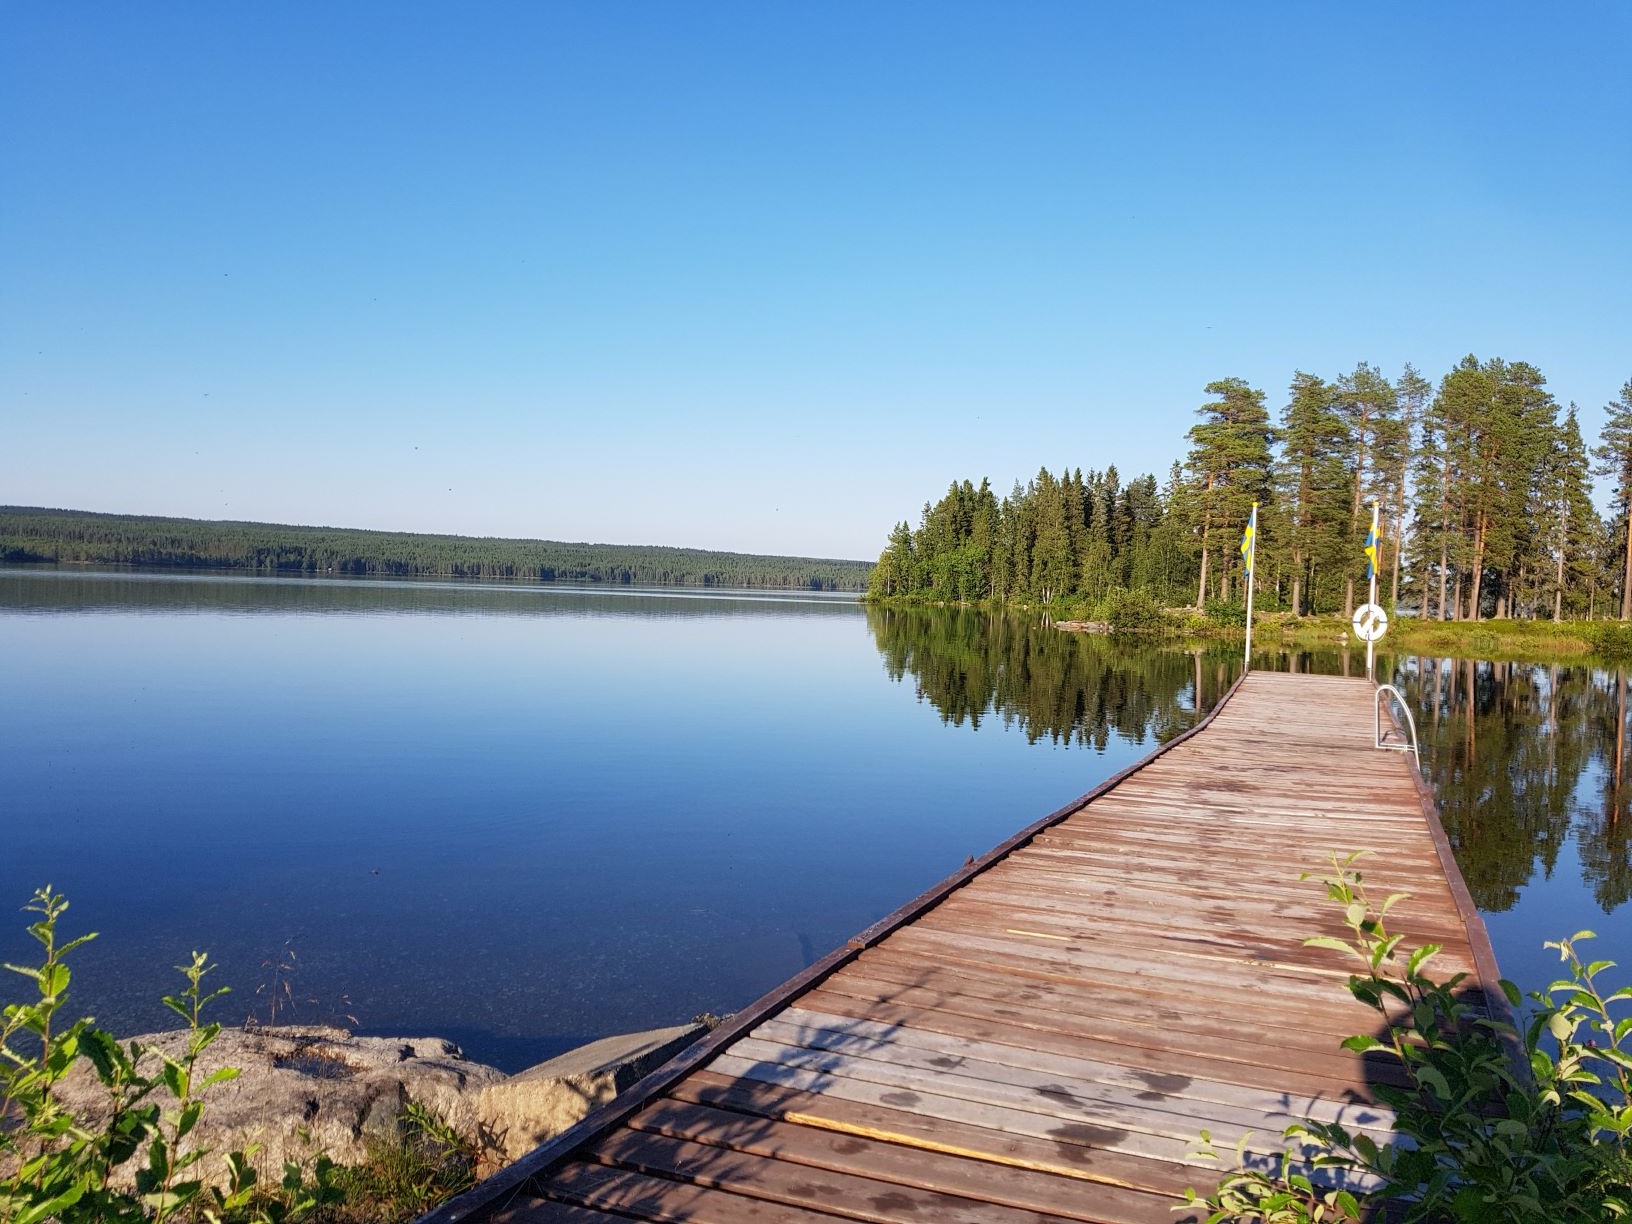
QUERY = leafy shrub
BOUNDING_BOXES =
[1582,621,1632,662]
[1189,852,1632,1222]
[1203,598,1248,628]
[1103,587,1168,633]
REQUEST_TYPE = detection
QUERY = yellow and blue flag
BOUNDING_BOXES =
[1240,503,1257,577]
[1363,504,1381,581]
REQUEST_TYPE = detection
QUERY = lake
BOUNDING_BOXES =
[3,568,1628,1072]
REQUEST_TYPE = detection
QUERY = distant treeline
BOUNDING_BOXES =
[0,508,873,591]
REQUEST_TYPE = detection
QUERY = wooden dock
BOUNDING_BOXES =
[427,671,1502,1224]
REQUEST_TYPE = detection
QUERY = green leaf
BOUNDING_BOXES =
[1417,1065,1451,1099]
[175,1098,203,1140]
[1340,1034,1388,1054]
[1407,943,1441,978]
[160,1057,187,1103]
[14,1181,87,1224]
[1304,935,1357,956]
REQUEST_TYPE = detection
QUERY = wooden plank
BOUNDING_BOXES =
[702,1050,1284,1170]
[488,1199,640,1224]
[670,1070,1206,1198]
[877,927,1401,1016]
[761,1008,1396,1135]
[719,1034,1363,1146]
[802,974,1409,1089]
[791,983,1395,1100]
[547,1161,848,1222]
[914,901,1481,980]
[624,1097,1192,1224]
[589,1127,1091,1224]
[838,948,1409,1060]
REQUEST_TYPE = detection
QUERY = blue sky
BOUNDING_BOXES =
[4,2,1628,560]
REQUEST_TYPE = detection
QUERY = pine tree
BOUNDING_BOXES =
[1277,372,1350,615]
[1542,406,1600,620]
[1593,377,1632,620]
[1184,378,1276,608]
[1335,362,1400,616]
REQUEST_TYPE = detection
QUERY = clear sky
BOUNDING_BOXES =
[3,3,1629,561]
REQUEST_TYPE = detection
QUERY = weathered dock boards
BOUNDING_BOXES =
[426,671,1502,1224]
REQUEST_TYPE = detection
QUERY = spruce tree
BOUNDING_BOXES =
[1593,377,1632,620]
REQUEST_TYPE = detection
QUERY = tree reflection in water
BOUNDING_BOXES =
[865,605,1240,749]
[1386,658,1630,915]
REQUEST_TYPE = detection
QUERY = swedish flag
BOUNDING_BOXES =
[1364,505,1381,582]
[1240,503,1257,577]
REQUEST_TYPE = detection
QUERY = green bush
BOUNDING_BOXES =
[1103,587,1168,633]
[1582,621,1632,662]
[1203,598,1248,628]
[1189,852,1632,1222]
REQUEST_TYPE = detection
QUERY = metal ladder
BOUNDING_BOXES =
[1374,683,1421,764]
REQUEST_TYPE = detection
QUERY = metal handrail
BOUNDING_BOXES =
[1375,684,1420,764]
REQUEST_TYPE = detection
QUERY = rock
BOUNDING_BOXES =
[477,1022,707,1162]
[48,1024,507,1184]
[30,1018,715,1187]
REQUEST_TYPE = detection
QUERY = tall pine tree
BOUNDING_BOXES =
[1184,378,1276,608]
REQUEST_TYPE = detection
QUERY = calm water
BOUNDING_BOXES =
[3,569,1628,1070]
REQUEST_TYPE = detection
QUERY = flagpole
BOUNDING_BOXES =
[1243,502,1257,673]
[1366,500,1379,683]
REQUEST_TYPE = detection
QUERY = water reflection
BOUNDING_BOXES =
[0,567,860,619]
[865,606,1241,749]
[1399,658,1632,915]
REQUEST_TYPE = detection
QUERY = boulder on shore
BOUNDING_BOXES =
[43,1019,714,1187]
[51,1024,507,1180]
[478,1022,706,1161]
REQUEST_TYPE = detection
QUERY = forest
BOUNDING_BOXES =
[869,359,1632,624]
[0,508,873,591]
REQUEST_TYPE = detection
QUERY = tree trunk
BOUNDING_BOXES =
[1621,500,1632,620]
[1554,503,1568,622]
[1436,543,1449,621]
[1467,511,1488,621]
[1390,490,1404,611]
[1195,475,1214,611]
